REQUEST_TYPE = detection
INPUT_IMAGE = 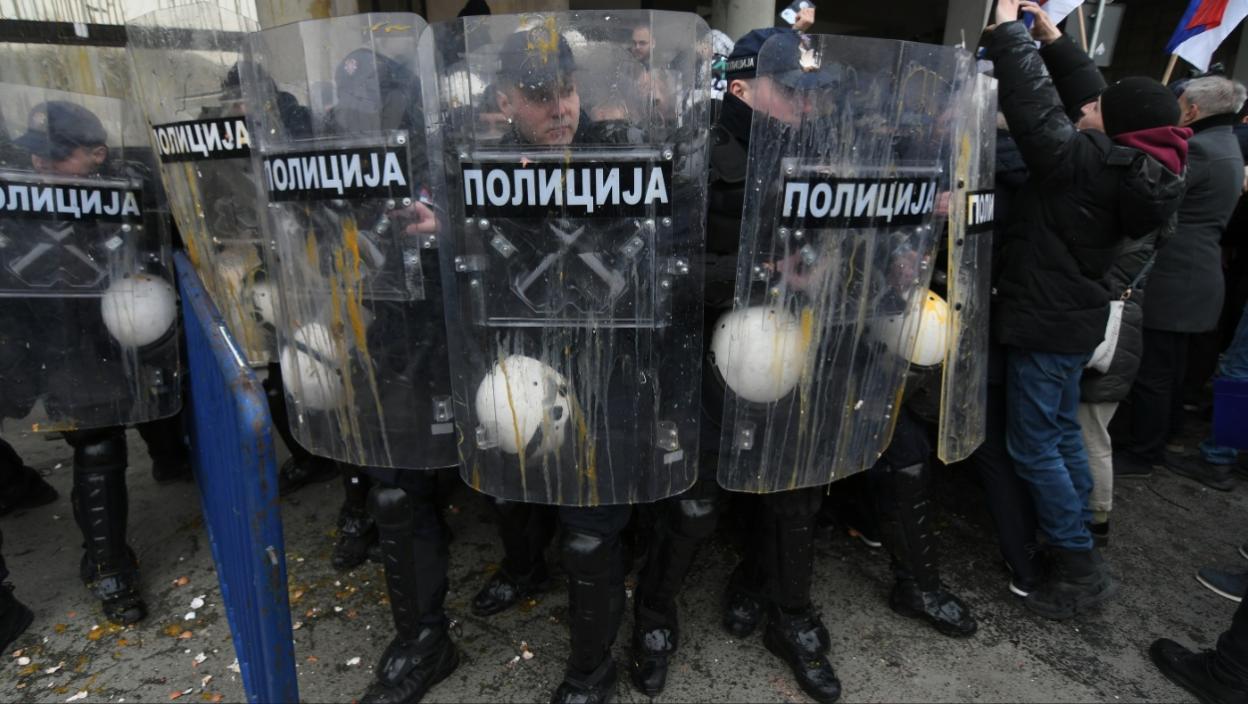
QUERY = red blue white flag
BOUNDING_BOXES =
[1166,0,1248,72]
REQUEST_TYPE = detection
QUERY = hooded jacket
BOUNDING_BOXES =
[985,24,1188,354]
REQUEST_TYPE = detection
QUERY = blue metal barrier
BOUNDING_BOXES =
[175,252,298,703]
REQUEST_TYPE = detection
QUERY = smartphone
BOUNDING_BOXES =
[779,0,814,27]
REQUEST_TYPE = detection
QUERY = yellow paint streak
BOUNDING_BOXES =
[496,354,527,493]
[529,16,561,65]
[339,219,368,351]
[305,228,319,267]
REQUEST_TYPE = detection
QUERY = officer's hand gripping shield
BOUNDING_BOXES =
[128,3,270,365]
[0,50,179,434]
[242,14,456,470]
[426,11,711,505]
[715,34,968,493]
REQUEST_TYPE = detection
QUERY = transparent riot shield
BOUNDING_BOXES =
[426,12,711,505]
[937,72,996,464]
[715,34,968,493]
[242,13,456,469]
[128,4,271,365]
[0,77,179,434]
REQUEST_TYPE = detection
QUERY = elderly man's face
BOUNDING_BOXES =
[1178,93,1201,127]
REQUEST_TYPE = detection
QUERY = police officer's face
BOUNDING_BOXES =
[733,76,810,126]
[497,80,580,146]
[32,145,107,177]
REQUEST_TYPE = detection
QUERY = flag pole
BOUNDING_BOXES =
[1087,0,1108,59]
[1076,4,1089,53]
[1162,53,1180,84]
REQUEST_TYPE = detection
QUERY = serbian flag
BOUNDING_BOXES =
[1035,0,1083,25]
[1166,0,1248,72]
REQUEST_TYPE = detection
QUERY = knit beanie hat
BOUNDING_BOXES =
[1100,77,1181,136]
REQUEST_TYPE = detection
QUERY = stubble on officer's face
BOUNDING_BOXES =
[497,80,581,146]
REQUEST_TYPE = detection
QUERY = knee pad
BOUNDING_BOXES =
[368,485,412,526]
[70,430,127,475]
[672,498,718,541]
[561,529,613,576]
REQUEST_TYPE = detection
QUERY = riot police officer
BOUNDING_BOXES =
[242,19,462,701]
[702,30,842,704]
[439,17,711,702]
[1,99,185,624]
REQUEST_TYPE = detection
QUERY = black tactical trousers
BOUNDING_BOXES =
[731,485,824,612]
[867,409,941,589]
[366,467,453,633]
[487,498,632,677]
[635,475,720,620]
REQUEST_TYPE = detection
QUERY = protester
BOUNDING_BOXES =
[1120,75,1246,488]
[983,0,1187,619]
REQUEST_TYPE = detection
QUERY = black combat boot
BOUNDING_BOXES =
[630,600,677,698]
[763,606,841,704]
[333,506,378,570]
[361,485,459,704]
[876,462,977,637]
[71,431,146,625]
[473,501,556,616]
[1024,547,1118,620]
[1150,639,1248,704]
[332,470,378,571]
[472,564,551,617]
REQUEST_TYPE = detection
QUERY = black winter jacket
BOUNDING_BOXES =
[985,24,1186,354]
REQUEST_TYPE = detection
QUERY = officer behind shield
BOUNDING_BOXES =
[217,63,345,503]
[461,28,650,703]
[314,48,461,704]
[700,29,843,704]
[1,100,187,625]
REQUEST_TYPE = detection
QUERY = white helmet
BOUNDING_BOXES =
[474,355,571,458]
[874,290,950,367]
[279,322,344,411]
[711,307,810,404]
[100,273,177,347]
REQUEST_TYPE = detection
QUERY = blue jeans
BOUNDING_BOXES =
[1202,302,1248,464]
[1005,347,1093,551]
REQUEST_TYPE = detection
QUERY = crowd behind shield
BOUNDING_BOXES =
[0,0,1246,702]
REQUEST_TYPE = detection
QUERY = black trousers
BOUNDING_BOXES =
[964,382,1040,582]
[731,485,824,612]
[1124,328,1190,461]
